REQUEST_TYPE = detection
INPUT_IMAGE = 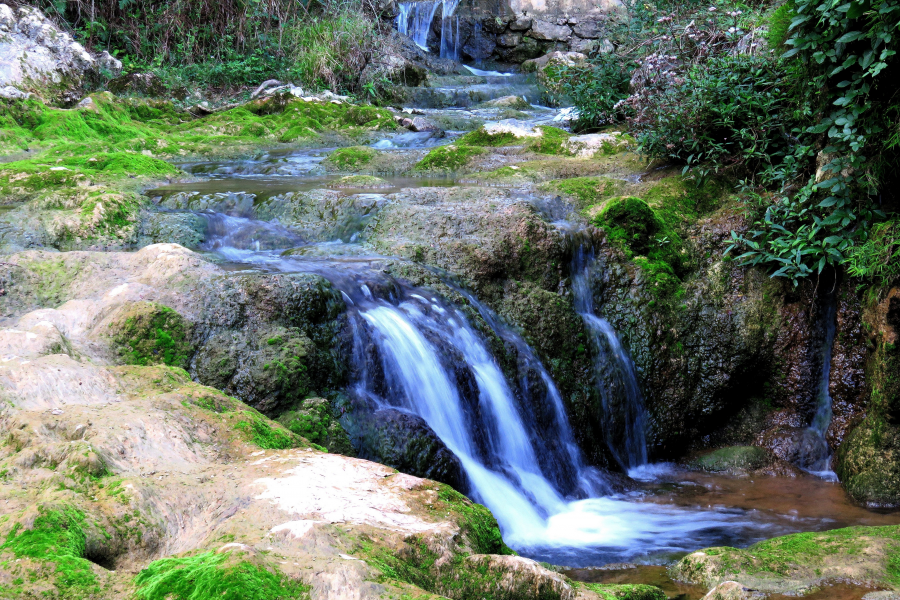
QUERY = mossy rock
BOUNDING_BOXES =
[541,176,626,209]
[134,548,310,600]
[108,302,194,369]
[692,446,770,473]
[415,145,485,172]
[277,398,354,455]
[525,126,573,156]
[331,175,389,188]
[325,146,377,169]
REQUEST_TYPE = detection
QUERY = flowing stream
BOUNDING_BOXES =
[150,87,900,569]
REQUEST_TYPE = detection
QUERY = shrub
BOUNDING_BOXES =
[634,54,800,184]
[543,55,634,131]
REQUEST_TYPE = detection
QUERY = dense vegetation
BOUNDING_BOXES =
[29,0,383,94]
[550,0,900,286]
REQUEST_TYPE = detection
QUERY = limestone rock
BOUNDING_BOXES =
[509,16,533,31]
[0,3,98,101]
[97,50,123,76]
[522,50,587,73]
[456,555,576,599]
[527,18,572,41]
[702,582,753,600]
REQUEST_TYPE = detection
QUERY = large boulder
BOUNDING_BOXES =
[0,4,97,102]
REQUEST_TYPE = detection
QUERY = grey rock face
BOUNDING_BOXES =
[0,4,98,101]
[527,19,573,41]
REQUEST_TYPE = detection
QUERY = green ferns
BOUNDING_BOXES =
[134,551,310,600]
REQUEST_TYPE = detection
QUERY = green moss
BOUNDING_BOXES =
[276,399,352,454]
[595,196,662,256]
[234,411,301,450]
[583,583,667,600]
[692,446,769,472]
[542,176,625,209]
[437,486,513,556]
[1,506,102,597]
[415,145,485,171]
[525,126,573,156]
[326,146,377,169]
[134,551,310,600]
[456,128,520,147]
[109,302,194,368]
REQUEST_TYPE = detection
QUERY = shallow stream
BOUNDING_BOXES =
[150,94,900,594]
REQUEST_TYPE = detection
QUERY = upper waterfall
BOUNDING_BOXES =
[397,0,462,59]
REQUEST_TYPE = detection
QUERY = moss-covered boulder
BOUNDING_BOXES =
[324,146,377,170]
[691,446,770,474]
[276,397,354,455]
[107,301,194,368]
[671,525,900,595]
[415,144,486,172]
[836,287,900,506]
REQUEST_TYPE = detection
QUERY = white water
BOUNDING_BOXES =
[572,244,649,469]
[349,286,763,564]
[397,1,442,50]
[462,65,514,77]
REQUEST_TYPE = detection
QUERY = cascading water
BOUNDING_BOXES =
[396,0,462,59]
[571,243,649,470]
[797,292,839,481]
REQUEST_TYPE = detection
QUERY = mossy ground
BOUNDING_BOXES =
[325,146,377,169]
[691,446,769,473]
[415,145,486,172]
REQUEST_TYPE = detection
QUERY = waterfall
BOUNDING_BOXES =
[396,0,461,59]
[797,292,839,480]
[397,1,442,51]
[571,244,649,469]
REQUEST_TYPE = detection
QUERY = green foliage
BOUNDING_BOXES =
[843,218,900,285]
[728,0,900,284]
[134,551,310,600]
[767,1,796,51]
[1,506,101,597]
[542,54,634,131]
[635,54,800,185]
[37,0,378,94]
[110,302,194,368]
[415,145,486,172]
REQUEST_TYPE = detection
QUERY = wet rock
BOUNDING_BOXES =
[463,34,497,61]
[509,16,533,31]
[702,582,753,600]
[407,116,440,132]
[341,404,467,489]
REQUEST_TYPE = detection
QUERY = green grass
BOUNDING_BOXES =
[134,551,310,600]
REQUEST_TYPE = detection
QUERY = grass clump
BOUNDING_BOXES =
[234,412,303,450]
[325,146,377,169]
[1,506,102,597]
[415,145,485,172]
[134,551,310,600]
[109,302,194,369]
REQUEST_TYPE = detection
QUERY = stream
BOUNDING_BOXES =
[149,88,900,596]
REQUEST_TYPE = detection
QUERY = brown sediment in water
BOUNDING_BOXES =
[634,469,900,529]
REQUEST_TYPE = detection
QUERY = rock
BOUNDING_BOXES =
[480,95,531,110]
[527,19,572,41]
[522,50,587,73]
[564,132,630,157]
[76,95,96,110]
[360,53,428,88]
[454,555,576,599]
[509,16,533,31]
[96,50,123,76]
[462,35,497,61]
[572,19,603,38]
[0,85,30,99]
[0,3,98,101]
[408,116,440,132]
[702,582,753,600]
[108,72,180,99]
[498,33,523,47]
[341,404,467,489]
[691,446,774,475]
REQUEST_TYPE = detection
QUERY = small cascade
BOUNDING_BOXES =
[439,0,461,60]
[397,1,442,51]
[571,243,649,470]
[396,0,461,58]
[797,292,839,480]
